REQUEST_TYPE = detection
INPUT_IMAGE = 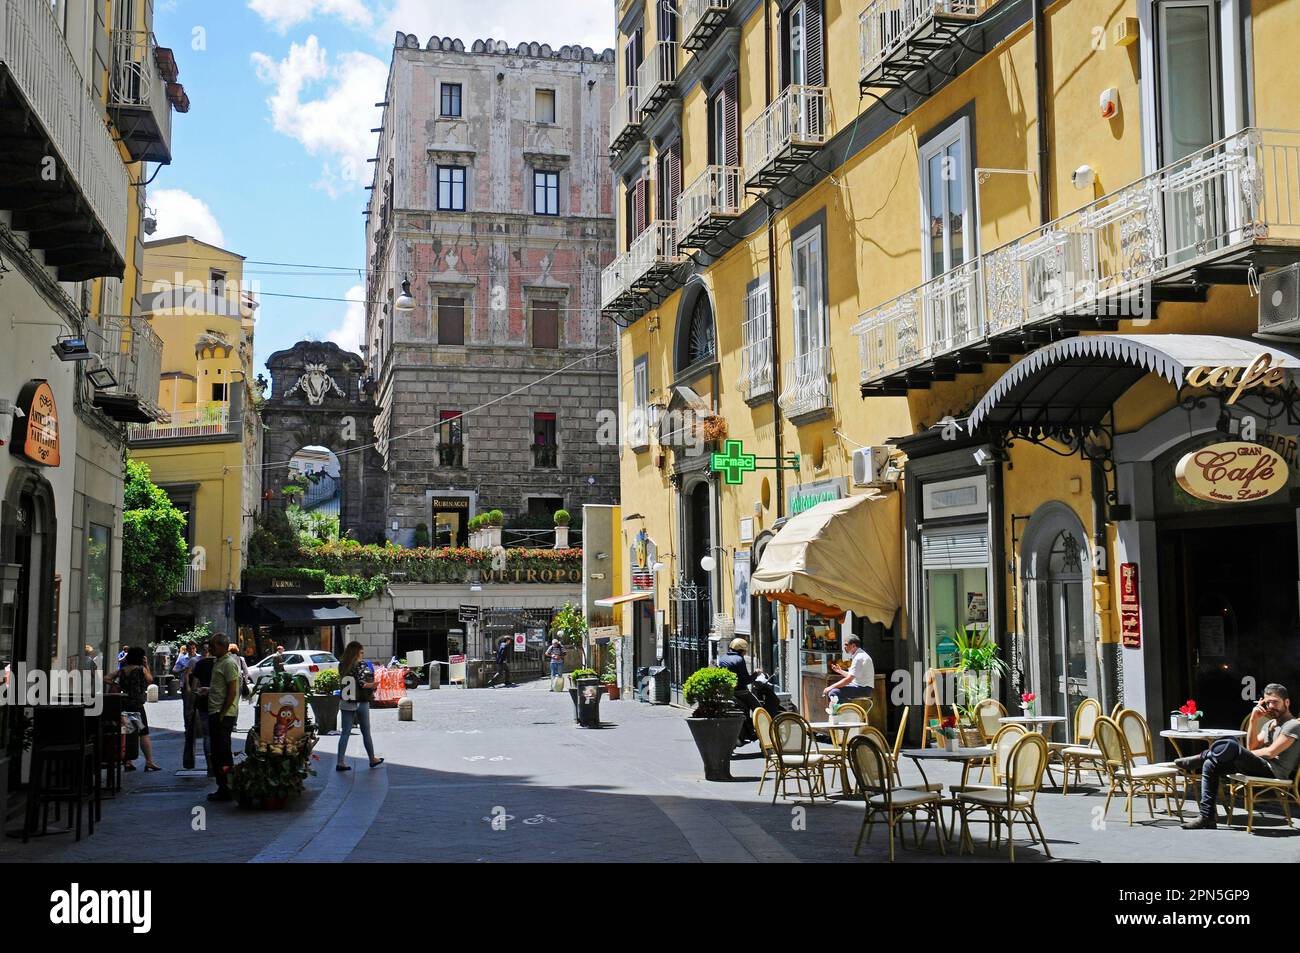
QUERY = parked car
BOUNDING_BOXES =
[248,651,338,688]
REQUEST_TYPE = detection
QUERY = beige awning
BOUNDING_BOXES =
[594,592,653,608]
[751,491,901,625]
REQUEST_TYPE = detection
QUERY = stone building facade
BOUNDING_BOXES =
[364,32,620,547]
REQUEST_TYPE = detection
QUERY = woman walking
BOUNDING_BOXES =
[109,646,162,771]
[336,642,384,770]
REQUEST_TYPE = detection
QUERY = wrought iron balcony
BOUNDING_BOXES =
[681,0,731,51]
[129,405,232,442]
[677,165,742,248]
[779,346,832,419]
[609,84,642,155]
[627,220,685,288]
[853,127,1300,393]
[601,253,635,312]
[859,0,985,90]
[636,41,678,116]
[743,85,827,190]
[532,444,559,469]
[92,315,165,423]
[0,0,130,278]
[108,29,173,164]
[738,317,774,402]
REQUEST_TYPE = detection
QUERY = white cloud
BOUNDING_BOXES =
[326,284,367,353]
[148,189,226,247]
[250,37,387,198]
[377,0,613,52]
[247,0,373,32]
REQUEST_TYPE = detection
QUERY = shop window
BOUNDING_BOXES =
[438,410,463,468]
[921,524,990,669]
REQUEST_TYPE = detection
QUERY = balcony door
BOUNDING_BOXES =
[791,227,826,382]
[919,118,972,282]
[784,0,824,136]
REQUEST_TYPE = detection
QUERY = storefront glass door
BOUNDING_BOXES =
[1049,577,1089,726]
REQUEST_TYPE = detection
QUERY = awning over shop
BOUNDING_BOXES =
[968,334,1300,433]
[594,592,653,608]
[234,595,361,627]
[750,491,900,624]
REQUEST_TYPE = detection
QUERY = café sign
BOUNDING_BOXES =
[1184,353,1288,405]
[1174,440,1290,503]
[9,380,60,466]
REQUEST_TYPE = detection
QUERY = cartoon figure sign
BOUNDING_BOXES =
[259,693,306,748]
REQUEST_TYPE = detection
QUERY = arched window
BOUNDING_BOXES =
[680,292,716,370]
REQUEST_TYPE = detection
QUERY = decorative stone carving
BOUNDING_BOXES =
[285,363,346,405]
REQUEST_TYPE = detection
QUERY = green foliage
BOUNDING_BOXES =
[683,667,737,718]
[323,573,388,602]
[252,671,312,694]
[553,508,571,526]
[286,504,340,546]
[570,668,598,680]
[953,626,1006,724]
[412,522,431,547]
[247,508,301,567]
[231,745,315,802]
[150,620,214,658]
[122,459,188,607]
[312,668,341,694]
[487,509,505,526]
[549,602,588,649]
[244,567,327,586]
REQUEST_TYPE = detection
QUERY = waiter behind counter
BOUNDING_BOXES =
[717,638,787,744]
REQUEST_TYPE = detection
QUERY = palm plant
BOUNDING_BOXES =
[952,625,1005,723]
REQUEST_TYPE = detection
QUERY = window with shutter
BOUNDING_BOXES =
[657,0,678,43]
[633,178,649,236]
[724,75,740,167]
[659,143,682,221]
[532,300,560,348]
[438,297,465,345]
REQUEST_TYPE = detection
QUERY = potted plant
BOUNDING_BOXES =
[953,625,1007,744]
[553,509,571,549]
[602,651,619,701]
[231,743,316,809]
[1172,699,1203,731]
[683,667,744,781]
[934,714,960,751]
[550,601,589,668]
[309,668,341,735]
[486,509,504,548]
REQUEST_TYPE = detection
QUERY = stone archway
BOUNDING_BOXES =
[262,342,385,543]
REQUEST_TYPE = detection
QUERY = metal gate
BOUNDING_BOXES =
[667,581,711,705]
[481,607,554,681]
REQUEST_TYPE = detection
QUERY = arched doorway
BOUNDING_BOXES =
[1021,503,1097,727]
[285,446,343,540]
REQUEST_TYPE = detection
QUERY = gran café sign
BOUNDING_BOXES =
[9,380,60,466]
[1175,440,1290,503]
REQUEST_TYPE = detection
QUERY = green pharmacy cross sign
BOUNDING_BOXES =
[710,439,757,484]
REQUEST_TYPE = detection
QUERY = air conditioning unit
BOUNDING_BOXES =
[852,446,894,487]
[1258,263,1300,336]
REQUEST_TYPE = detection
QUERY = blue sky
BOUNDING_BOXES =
[148,0,612,380]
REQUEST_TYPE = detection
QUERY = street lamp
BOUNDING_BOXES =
[394,277,416,312]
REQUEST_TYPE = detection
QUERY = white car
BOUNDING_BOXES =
[248,651,338,688]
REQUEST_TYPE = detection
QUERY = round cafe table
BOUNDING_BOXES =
[998,714,1068,739]
[1159,727,1247,759]
[898,746,995,791]
[808,721,871,794]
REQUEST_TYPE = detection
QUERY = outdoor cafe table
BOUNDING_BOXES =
[808,721,869,794]
[998,714,1068,739]
[1159,727,1248,758]
[899,746,994,792]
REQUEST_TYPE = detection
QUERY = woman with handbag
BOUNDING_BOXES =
[336,641,384,770]
[108,646,162,771]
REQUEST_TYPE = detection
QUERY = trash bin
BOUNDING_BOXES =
[575,676,602,728]
[648,665,670,705]
[635,666,651,703]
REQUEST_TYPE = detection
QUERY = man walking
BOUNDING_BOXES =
[1178,682,1300,829]
[174,640,199,769]
[488,636,512,687]
[207,634,241,802]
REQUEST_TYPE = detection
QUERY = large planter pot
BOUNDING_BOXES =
[687,714,746,781]
[604,683,620,701]
[574,677,602,728]
[488,525,503,548]
[309,694,339,734]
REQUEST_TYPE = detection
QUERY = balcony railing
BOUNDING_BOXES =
[859,0,985,89]
[635,40,678,116]
[779,345,832,419]
[177,564,202,595]
[627,221,684,287]
[533,444,559,469]
[739,317,774,402]
[854,127,1300,388]
[743,85,827,189]
[681,0,731,51]
[609,84,642,153]
[129,405,232,442]
[677,165,742,248]
[108,29,172,163]
[93,315,165,423]
[601,253,630,311]
[0,0,130,275]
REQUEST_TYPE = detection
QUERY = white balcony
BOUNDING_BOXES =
[91,315,166,423]
[677,165,742,248]
[854,127,1300,390]
[601,253,631,312]
[681,0,731,51]
[743,85,827,190]
[779,346,832,419]
[609,84,642,154]
[627,221,684,288]
[859,0,985,90]
[635,40,678,116]
[739,318,773,402]
[177,564,202,594]
[108,29,173,164]
[129,405,232,442]
[0,0,130,278]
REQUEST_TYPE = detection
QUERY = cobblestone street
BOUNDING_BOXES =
[5,680,1300,864]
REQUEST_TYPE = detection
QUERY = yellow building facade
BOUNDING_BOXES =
[125,237,262,642]
[607,0,1300,733]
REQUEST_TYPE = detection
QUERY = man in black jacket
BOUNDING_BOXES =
[718,638,758,743]
[488,637,512,687]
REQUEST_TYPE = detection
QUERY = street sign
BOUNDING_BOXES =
[459,604,479,623]
[710,439,757,485]
[448,655,466,684]
[513,632,526,653]
[589,625,619,645]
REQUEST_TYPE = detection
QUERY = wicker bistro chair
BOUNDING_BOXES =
[823,704,870,795]
[1225,762,1300,833]
[1093,716,1182,825]
[847,734,947,862]
[770,712,833,803]
[969,698,1008,780]
[1056,698,1107,794]
[892,706,910,763]
[947,724,1026,841]
[754,707,781,796]
[1117,708,1157,765]
[956,732,1052,862]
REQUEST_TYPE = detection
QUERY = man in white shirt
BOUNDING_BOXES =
[823,634,874,704]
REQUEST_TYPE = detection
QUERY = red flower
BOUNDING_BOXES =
[1179,700,1199,717]
[940,714,958,729]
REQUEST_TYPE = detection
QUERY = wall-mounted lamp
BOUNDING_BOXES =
[53,336,94,362]
[700,555,716,573]
[86,362,118,390]
[394,277,416,312]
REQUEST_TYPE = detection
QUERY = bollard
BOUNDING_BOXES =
[146,684,160,704]
[398,697,414,721]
